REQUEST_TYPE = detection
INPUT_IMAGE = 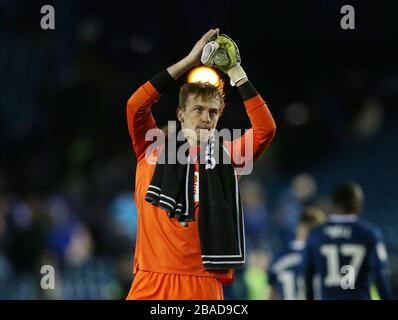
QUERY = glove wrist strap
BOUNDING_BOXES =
[227,64,247,86]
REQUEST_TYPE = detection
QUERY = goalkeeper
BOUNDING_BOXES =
[125,28,276,300]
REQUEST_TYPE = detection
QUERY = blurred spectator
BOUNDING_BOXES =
[46,196,79,263]
[5,199,46,273]
[240,178,270,251]
[274,174,317,247]
[108,190,137,242]
[244,250,271,300]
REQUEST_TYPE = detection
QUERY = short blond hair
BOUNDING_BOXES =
[178,81,225,112]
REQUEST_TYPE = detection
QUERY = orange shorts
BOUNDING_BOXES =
[126,270,224,300]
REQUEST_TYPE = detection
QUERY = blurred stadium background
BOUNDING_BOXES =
[0,0,397,299]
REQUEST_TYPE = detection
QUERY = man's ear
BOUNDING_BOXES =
[176,107,184,122]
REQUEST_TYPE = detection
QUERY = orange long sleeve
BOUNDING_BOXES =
[224,94,276,171]
[126,81,160,160]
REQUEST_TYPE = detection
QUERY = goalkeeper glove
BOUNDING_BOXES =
[201,34,247,86]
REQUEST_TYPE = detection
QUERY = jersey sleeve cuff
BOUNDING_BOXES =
[237,80,259,101]
[149,69,175,94]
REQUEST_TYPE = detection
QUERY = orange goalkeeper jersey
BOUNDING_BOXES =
[126,78,276,283]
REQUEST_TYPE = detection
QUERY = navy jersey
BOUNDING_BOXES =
[268,241,306,299]
[303,214,392,300]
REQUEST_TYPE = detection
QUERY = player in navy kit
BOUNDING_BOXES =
[268,207,326,300]
[303,181,393,300]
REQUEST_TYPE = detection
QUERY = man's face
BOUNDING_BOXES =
[177,93,221,144]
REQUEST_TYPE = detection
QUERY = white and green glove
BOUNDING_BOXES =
[201,34,247,86]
